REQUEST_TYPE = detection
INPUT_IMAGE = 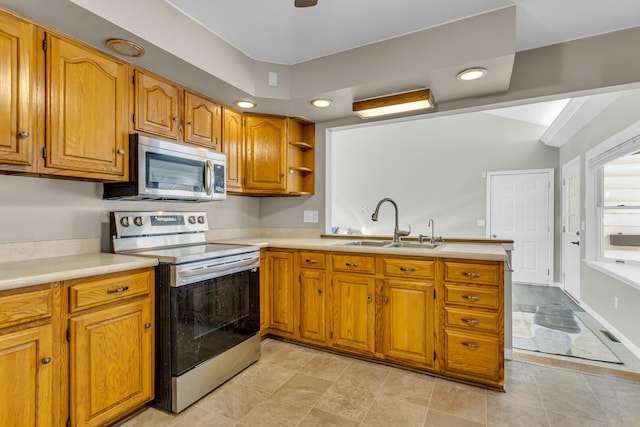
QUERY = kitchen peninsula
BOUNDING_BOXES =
[212,236,510,390]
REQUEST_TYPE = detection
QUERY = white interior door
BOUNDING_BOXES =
[488,170,553,285]
[562,157,581,301]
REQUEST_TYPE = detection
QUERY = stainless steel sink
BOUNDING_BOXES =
[335,240,392,247]
[334,240,445,249]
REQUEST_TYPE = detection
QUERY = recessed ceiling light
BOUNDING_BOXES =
[457,67,487,81]
[234,99,257,109]
[106,39,145,57]
[311,98,332,108]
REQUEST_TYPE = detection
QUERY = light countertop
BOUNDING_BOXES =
[210,237,509,261]
[0,253,158,292]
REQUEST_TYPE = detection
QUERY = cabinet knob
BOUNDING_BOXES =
[317,289,322,295]
[145,322,152,329]
[383,297,389,304]
[41,357,52,365]
[19,131,30,138]
[188,121,193,125]
[172,116,179,122]
[366,294,372,302]
[117,148,125,155]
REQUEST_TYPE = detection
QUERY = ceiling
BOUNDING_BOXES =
[165,0,640,65]
[2,0,640,125]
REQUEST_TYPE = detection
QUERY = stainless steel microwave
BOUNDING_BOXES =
[103,134,226,202]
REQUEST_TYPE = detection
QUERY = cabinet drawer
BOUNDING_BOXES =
[331,254,375,274]
[299,251,326,269]
[445,307,499,333]
[445,283,499,310]
[69,270,153,313]
[444,261,500,285]
[445,329,500,380]
[382,257,433,279]
[0,287,53,328]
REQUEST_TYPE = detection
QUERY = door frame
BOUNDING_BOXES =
[486,168,555,286]
[562,156,581,301]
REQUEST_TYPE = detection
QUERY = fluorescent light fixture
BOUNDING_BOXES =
[311,98,332,108]
[457,67,487,81]
[234,99,257,109]
[353,89,434,119]
[106,39,145,57]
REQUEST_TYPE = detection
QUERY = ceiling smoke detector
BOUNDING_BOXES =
[294,0,318,7]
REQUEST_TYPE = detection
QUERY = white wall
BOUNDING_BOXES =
[0,174,260,245]
[329,112,559,238]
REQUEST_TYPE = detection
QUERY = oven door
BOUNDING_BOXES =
[169,267,259,376]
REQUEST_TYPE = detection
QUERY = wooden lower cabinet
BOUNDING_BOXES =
[261,249,505,389]
[330,273,376,355]
[70,297,153,427]
[0,324,53,426]
[298,269,327,345]
[381,278,435,367]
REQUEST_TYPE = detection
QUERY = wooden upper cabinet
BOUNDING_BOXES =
[0,11,37,172]
[46,34,128,180]
[133,69,182,140]
[243,114,287,193]
[287,118,315,195]
[222,107,244,192]
[184,90,221,150]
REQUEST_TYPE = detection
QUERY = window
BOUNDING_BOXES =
[588,132,640,264]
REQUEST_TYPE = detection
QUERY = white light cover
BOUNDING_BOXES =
[311,98,332,108]
[354,99,433,118]
[234,100,256,109]
[457,68,487,81]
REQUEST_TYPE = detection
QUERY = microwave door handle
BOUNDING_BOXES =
[205,160,213,196]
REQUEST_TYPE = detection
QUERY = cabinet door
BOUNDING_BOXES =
[266,251,295,335]
[0,12,36,171]
[46,34,128,179]
[222,107,243,192]
[244,115,287,193]
[299,269,326,345]
[184,91,221,150]
[331,273,375,354]
[381,279,435,367]
[70,298,153,427]
[0,324,53,427]
[134,70,181,140]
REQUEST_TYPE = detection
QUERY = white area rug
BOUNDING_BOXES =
[513,311,622,364]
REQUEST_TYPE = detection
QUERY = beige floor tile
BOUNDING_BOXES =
[486,398,549,427]
[504,360,537,383]
[169,406,238,427]
[424,409,486,427]
[335,359,390,393]
[361,395,427,427]
[298,408,360,427]
[546,410,615,427]
[272,372,333,405]
[314,382,377,422]
[238,395,311,427]
[299,353,352,381]
[428,382,487,424]
[194,381,269,420]
[231,361,297,393]
[264,347,318,371]
[379,368,435,407]
[487,377,543,408]
[585,376,640,427]
[118,407,176,427]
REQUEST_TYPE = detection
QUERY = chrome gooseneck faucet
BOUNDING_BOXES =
[371,198,410,243]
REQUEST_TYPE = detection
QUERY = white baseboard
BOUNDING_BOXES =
[505,348,513,361]
[581,302,640,360]
[553,281,562,288]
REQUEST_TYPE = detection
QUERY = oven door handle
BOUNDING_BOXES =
[178,256,259,278]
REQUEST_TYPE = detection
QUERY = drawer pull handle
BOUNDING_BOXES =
[462,295,480,301]
[107,286,129,294]
[145,323,152,329]
[306,259,318,264]
[345,263,359,267]
[462,272,481,278]
[399,267,415,272]
[461,318,480,326]
[462,342,480,349]
[41,357,52,365]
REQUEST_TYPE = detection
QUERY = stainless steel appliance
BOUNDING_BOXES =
[103,134,226,202]
[111,211,260,413]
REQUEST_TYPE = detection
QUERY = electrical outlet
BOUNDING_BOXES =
[477,219,485,227]
[361,206,368,214]
[303,210,318,223]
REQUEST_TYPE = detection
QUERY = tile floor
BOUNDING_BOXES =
[120,338,640,427]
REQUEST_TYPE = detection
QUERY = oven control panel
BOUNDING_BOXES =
[112,211,208,238]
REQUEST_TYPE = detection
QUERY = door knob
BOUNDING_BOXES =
[492,234,497,238]
[571,241,580,246]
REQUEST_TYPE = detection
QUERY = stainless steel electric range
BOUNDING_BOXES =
[110,211,260,413]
